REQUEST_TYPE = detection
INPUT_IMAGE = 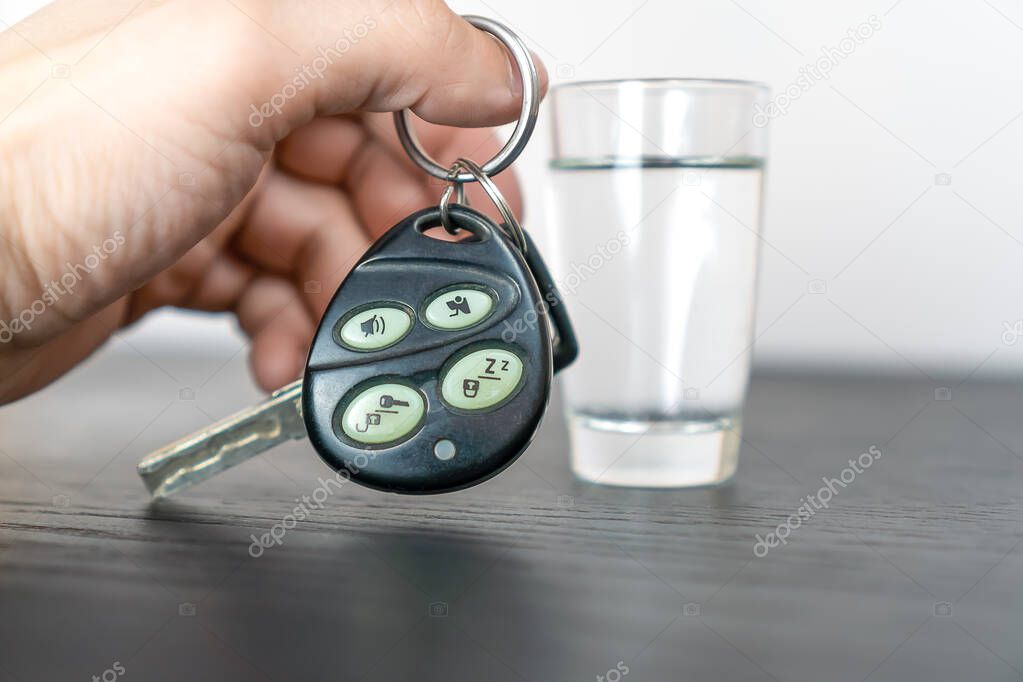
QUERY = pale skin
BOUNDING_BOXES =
[0,0,544,405]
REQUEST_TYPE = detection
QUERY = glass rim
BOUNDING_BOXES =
[551,77,770,93]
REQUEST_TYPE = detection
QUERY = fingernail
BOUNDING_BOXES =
[506,51,521,99]
[507,49,544,99]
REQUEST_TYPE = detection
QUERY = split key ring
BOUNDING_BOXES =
[392,15,540,183]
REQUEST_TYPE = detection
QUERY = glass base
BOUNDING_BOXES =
[568,414,741,488]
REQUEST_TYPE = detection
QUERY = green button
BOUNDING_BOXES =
[423,287,495,330]
[341,383,425,445]
[441,348,524,411]
[336,304,413,351]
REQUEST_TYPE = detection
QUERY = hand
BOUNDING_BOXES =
[0,0,544,404]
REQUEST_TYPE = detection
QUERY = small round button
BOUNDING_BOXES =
[423,286,495,331]
[336,304,413,351]
[340,383,425,445]
[440,347,524,411]
[433,439,457,461]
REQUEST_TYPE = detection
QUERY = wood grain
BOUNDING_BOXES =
[0,351,1021,681]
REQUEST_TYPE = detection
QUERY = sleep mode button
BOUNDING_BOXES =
[440,347,524,411]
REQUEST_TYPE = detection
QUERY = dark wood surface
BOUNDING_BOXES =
[1,350,1021,682]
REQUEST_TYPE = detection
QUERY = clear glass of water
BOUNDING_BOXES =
[545,79,769,488]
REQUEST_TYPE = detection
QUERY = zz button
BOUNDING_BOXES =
[440,346,525,412]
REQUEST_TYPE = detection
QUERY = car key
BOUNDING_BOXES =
[136,15,571,498]
[137,380,305,498]
[138,204,577,497]
[378,395,410,409]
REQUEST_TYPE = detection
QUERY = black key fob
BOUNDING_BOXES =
[302,205,577,494]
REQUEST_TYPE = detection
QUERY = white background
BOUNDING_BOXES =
[4,0,1023,379]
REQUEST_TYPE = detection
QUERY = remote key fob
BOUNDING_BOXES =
[302,205,577,494]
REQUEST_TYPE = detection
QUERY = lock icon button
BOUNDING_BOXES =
[340,382,425,445]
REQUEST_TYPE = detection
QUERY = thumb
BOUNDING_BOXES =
[245,0,547,141]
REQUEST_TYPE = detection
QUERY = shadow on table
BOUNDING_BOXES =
[134,499,569,680]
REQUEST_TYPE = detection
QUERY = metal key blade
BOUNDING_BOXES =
[137,380,306,498]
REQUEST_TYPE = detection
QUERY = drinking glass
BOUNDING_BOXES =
[545,78,769,487]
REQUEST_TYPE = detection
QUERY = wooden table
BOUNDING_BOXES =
[1,350,1021,681]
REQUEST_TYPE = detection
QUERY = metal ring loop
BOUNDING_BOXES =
[393,15,540,183]
[438,169,466,235]
[443,158,528,253]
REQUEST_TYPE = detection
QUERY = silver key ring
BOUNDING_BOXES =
[439,158,528,253]
[393,15,540,183]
